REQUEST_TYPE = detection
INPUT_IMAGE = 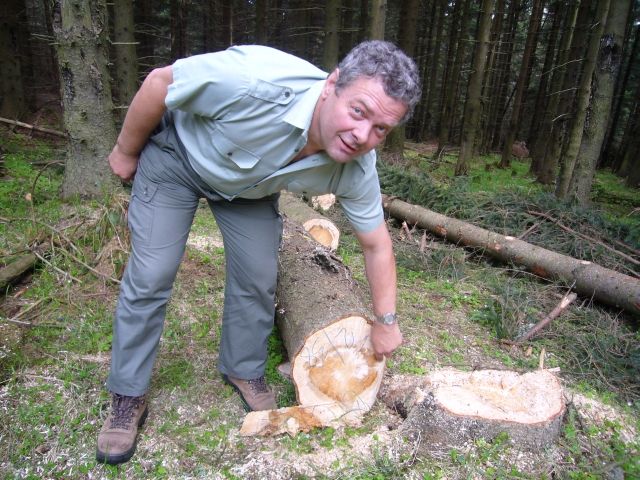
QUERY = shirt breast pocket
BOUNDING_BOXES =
[211,134,261,170]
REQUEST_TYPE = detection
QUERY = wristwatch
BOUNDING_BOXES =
[375,312,397,325]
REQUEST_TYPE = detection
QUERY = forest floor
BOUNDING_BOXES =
[0,131,639,479]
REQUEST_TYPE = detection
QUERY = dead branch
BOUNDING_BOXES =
[518,291,578,343]
[0,116,67,138]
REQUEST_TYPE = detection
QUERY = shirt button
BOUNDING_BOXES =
[227,152,233,156]
[284,91,290,98]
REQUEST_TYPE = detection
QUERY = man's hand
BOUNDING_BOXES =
[108,143,139,182]
[371,321,403,361]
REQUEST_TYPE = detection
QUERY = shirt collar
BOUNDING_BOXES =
[283,80,325,135]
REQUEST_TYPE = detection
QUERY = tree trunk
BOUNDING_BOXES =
[380,369,565,451]
[358,0,369,42]
[555,0,611,199]
[383,0,418,162]
[498,0,543,168]
[419,0,445,140]
[255,0,268,44]
[602,23,639,171]
[566,0,630,202]
[52,0,119,199]
[112,0,138,122]
[369,0,386,40]
[528,0,561,174]
[531,0,579,180]
[240,218,385,436]
[455,0,494,176]
[382,195,640,316]
[488,0,519,151]
[340,0,355,56]
[0,0,27,119]
[435,0,469,158]
[322,0,341,70]
[170,0,187,60]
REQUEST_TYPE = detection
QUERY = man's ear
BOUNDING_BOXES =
[322,69,340,99]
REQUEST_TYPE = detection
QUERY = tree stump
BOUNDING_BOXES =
[240,218,384,436]
[380,369,565,451]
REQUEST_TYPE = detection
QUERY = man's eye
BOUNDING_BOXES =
[353,106,364,115]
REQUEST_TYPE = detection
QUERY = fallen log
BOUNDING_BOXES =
[240,218,384,436]
[380,369,565,451]
[382,195,640,316]
[279,192,340,250]
[0,253,39,291]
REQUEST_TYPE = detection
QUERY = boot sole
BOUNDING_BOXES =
[95,406,149,465]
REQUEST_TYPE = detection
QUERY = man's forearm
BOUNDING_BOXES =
[117,66,173,155]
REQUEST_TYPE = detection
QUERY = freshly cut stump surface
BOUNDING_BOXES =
[383,369,565,451]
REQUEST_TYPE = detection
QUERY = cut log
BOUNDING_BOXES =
[240,218,384,436]
[382,195,640,316]
[279,192,340,250]
[380,369,565,451]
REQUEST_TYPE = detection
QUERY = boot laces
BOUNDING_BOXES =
[247,376,269,394]
[110,394,143,429]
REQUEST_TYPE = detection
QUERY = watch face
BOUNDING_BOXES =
[379,313,396,325]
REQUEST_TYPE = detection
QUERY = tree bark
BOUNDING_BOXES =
[555,0,611,198]
[528,0,562,174]
[369,0,386,40]
[112,0,138,121]
[170,0,187,60]
[498,0,543,168]
[255,0,268,44]
[532,0,580,181]
[0,0,28,119]
[435,0,470,158]
[383,0,419,163]
[566,0,630,202]
[52,0,120,199]
[322,0,341,70]
[382,195,640,316]
[240,218,385,436]
[380,369,565,451]
[455,0,494,176]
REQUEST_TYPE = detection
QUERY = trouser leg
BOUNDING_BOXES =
[210,195,282,380]
[106,147,200,397]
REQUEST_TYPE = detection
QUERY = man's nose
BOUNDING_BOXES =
[353,122,371,145]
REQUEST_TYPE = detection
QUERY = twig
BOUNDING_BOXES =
[518,291,578,343]
[0,116,67,138]
[518,222,539,239]
[33,250,82,283]
[528,210,640,267]
[58,247,121,284]
[3,297,49,326]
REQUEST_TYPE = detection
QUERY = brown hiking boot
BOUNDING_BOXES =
[96,393,148,465]
[222,375,277,411]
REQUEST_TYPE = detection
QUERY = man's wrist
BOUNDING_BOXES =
[375,312,397,325]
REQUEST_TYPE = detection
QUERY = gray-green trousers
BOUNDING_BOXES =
[106,119,282,396]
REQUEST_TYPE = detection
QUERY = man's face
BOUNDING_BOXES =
[311,70,408,163]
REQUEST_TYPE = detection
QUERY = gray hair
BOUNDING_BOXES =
[335,40,422,124]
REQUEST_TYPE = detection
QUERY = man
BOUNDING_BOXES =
[97,40,421,465]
